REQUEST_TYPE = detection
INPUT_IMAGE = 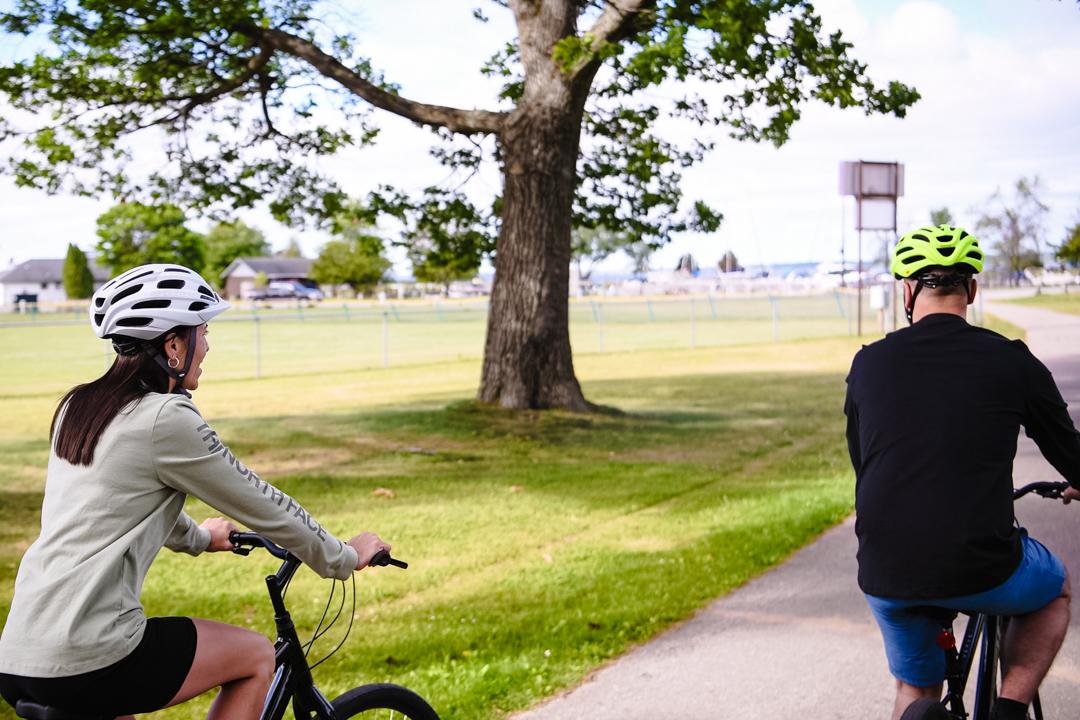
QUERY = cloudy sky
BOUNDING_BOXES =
[1,0,1078,276]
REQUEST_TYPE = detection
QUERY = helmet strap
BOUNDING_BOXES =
[905,279,924,325]
[149,326,197,395]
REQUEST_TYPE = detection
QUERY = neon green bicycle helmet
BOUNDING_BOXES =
[891,224,984,279]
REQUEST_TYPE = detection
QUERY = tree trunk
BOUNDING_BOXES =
[477,104,589,411]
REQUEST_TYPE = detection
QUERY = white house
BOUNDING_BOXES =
[219,256,314,299]
[0,258,110,308]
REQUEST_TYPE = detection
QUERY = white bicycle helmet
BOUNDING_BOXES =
[91,263,230,341]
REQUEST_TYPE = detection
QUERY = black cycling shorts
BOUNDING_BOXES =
[0,616,197,716]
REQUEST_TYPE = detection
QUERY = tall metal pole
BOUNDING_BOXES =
[857,227,863,337]
[856,162,863,337]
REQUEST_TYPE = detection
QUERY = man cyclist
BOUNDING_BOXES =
[844,225,1080,720]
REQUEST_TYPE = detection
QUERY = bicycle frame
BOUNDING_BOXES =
[233,535,337,720]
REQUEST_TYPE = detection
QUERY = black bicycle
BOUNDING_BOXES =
[904,481,1070,720]
[14,531,440,720]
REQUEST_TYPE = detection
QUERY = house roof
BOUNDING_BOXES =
[0,258,111,284]
[221,256,313,278]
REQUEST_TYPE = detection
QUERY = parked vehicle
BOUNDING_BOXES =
[246,280,324,302]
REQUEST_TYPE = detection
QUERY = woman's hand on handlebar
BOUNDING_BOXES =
[1063,486,1080,505]
[202,517,242,552]
[348,532,391,570]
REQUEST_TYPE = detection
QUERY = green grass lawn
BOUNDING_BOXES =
[1004,290,1080,316]
[0,310,1025,720]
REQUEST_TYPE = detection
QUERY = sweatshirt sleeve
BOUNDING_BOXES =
[165,511,212,556]
[1020,347,1080,489]
[152,397,359,579]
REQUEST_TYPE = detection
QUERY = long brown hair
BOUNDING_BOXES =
[51,332,177,466]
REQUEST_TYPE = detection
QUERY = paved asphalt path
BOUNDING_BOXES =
[516,298,1080,720]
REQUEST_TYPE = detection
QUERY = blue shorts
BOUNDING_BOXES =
[865,535,1067,687]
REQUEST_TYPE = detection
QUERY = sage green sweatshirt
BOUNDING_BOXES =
[0,393,358,677]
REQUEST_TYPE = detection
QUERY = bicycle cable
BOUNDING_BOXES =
[309,574,357,670]
[303,577,344,657]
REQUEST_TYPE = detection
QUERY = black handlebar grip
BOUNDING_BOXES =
[369,550,408,569]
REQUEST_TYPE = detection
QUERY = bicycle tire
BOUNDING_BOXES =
[331,683,440,720]
[899,697,952,720]
[973,616,1003,720]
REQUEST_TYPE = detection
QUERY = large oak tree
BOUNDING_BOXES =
[0,0,917,410]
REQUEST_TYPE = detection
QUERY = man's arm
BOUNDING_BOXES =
[1022,351,1080,490]
[844,379,862,474]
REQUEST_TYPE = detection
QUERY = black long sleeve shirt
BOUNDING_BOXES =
[844,313,1080,599]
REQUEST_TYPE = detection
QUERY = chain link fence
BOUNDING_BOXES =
[1,291,914,395]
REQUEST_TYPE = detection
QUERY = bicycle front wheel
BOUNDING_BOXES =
[332,683,440,720]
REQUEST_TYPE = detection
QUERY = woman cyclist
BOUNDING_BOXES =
[0,264,391,719]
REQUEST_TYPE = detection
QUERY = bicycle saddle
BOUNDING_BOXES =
[14,700,110,720]
[908,606,960,625]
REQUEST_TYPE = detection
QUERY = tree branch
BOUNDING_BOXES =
[233,23,507,135]
[564,0,654,94]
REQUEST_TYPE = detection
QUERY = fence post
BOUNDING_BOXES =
[646,299,655,321]
[382,311,390,368]
[706,294,717,320]
[342,302,350,321]
[592,300,605,353]
[690,298,697,349]
[769,295,779,342]
[435,300,444,322]
[254,312,262,379]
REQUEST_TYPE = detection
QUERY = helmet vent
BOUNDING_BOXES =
[94,313,105,326]
[189,301,209,311]
[164,267,192,273]
[936,234,954,243]
[112,284,143,304]
[911,233,930,242]
[116,317,153,328]
[895,246,912,255]
[157,279,185,290]
[94,297,106,307]
[197,285,214,297]
[115,270,153,288]
[132,299,171,310]
[901,255,923,265]
[939,247,955,257]
[970,250,983,260]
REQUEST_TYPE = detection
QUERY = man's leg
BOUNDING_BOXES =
[999,570,1071,704]
[893,681,944,720]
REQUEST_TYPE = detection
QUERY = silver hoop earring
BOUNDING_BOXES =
[167,357,180,369]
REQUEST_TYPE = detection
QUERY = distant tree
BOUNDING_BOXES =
[253,271,269,289]
[374,193,491,295]
[1058,219,1080,268]
[310,218,390,295]
[975,177,1048,285]
[626,241,654,275]
[203,220,270,286]
[62,244,94,298]
[571,226,625,282]
[95,202,205,274]
[278,238,304,258]
[409,232,485,295]
[718,250,742,273]
[929,207,954,226]
[676,253,699,275]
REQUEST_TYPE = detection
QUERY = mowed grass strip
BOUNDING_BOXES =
[1005,290,1080,316]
